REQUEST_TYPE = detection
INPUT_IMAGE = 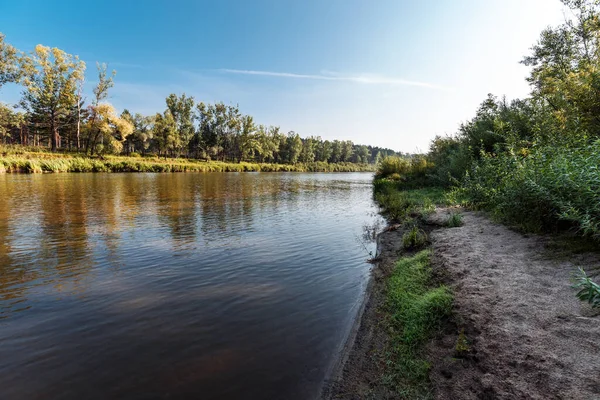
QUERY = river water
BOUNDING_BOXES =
[0,172,382,400]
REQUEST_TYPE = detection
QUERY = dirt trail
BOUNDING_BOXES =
[428,210,600,400]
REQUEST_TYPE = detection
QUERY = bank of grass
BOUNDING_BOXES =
[0,148,375,173]
[373,162,460,397]
[374,178,457,222]
[384,250,453,398]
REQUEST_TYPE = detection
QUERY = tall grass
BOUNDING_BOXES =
[384,250,453,397]
[402,225,428,249]
[0,150,375,174]
[375,155,434,188]
[374,179,451,222]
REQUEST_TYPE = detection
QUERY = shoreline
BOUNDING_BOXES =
[319,268,375,399]
[0,154,375,174]
[320,224,406,399]
[324,206,600,399]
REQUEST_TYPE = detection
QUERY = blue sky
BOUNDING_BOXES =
[0,0,566,152]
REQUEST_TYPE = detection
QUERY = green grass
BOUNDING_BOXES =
[384,250,453,398]
[373,179,454,222]
[0,149,375,173]
[402,225,428,249]
[445,212,463,228]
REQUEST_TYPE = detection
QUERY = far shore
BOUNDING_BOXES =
[0,151,375,174]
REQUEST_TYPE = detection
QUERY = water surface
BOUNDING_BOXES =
[0,172,381,400]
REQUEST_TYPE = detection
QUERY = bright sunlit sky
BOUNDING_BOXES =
[0,0,567,152]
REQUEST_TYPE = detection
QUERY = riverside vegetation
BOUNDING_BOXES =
[369,0,600,396]
[0,34,398,171]
[0,145,374,173]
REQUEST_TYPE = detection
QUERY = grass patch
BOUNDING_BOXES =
[385,250,453,398]
[402,225,427,250]
[445,212,463,228]
[373,179,454,223]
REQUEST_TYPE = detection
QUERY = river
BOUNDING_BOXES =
[0,172,382,400]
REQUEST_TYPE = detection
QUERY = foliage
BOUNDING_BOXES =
[385,250,453,397]
[573,267,600,308]
[427,135,471,187]
[0,33,20,88]
[459,141,600,237]
[375,155,434,187]
[19,44,85,151]
[522,0,600,136]
[0,103,25,143]
[85,102,134,155]
[402,225,427,249]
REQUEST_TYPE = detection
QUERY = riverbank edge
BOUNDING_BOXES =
[0,153,375,174]
[319,223,408,398]
[320,206,457,399]
[318,259,378,399]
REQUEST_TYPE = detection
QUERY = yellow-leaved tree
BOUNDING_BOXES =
[84,63,133,155]
[85,102,133,155]
[0,33,20,89]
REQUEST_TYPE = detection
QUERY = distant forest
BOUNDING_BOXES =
[0,33,400,164]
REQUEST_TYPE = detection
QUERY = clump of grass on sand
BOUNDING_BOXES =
[446,212,463,228]
[402,225,428,249]
[384,250,453,398]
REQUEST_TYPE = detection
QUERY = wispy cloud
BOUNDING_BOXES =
[108,62,149,70]
[219,69,449,90]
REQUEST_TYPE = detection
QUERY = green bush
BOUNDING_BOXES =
[462,141,600,239]
[427,135,472,187]
[375,155,435,188]
[376,156,411,179]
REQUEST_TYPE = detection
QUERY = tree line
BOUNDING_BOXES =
[0,34,399,164]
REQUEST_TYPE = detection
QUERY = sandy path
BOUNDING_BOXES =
[429,210,600,400]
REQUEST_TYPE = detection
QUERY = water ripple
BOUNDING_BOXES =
[0,172,382,400]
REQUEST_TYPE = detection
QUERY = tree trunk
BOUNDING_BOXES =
[76,114,81,150]
[76,93,81,150]
[50,114,58,151]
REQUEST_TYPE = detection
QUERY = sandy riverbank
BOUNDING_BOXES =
[322,208,600,399]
